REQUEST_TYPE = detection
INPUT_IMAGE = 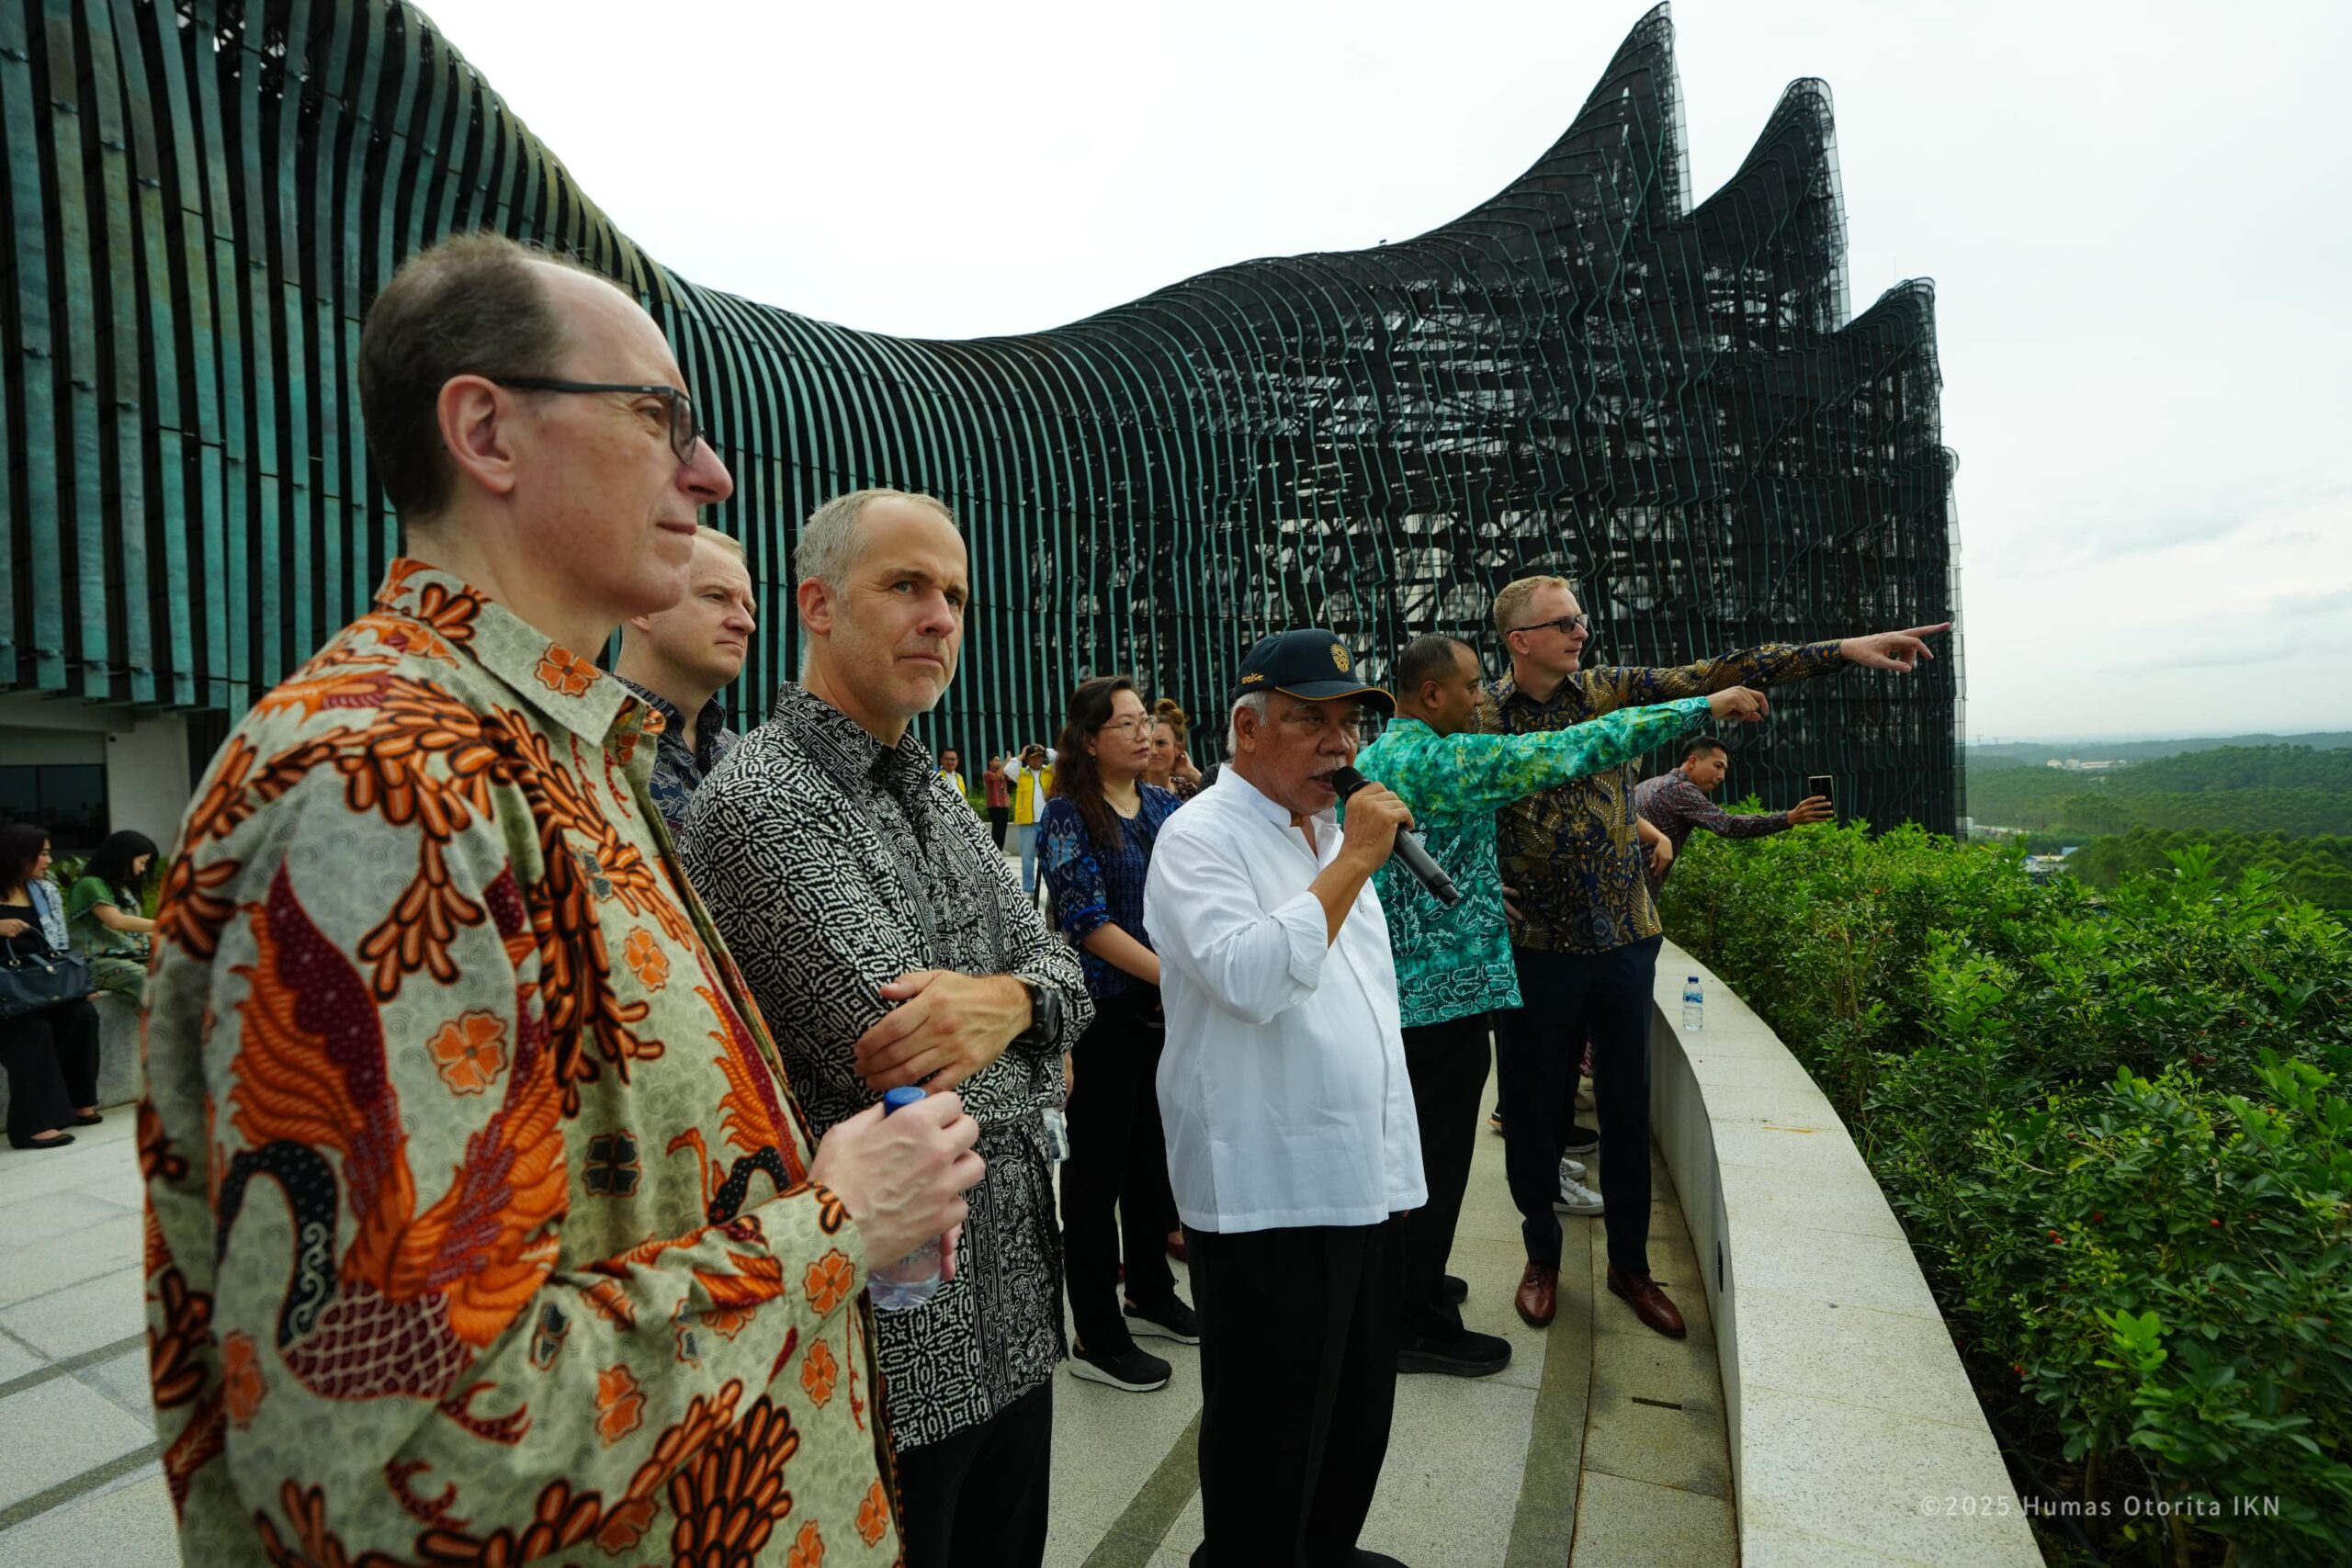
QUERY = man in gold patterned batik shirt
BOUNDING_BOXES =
[1481,574,1948,1342]
[139,233,984,1566]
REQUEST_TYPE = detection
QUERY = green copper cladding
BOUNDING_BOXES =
[0,1,1962,832]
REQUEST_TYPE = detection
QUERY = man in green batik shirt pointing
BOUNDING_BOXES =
[1352,634,1769,1377]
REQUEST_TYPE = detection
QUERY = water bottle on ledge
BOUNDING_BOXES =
[1681,975,1704,1032]
[870,1086,944,1312]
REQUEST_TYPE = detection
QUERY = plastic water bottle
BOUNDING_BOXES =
[868,1087,944,1312]
[1681,975,1704,1032]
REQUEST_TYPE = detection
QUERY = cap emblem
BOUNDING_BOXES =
[1330,643,1351,672]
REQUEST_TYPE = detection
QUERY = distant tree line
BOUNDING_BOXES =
[2069,829,2352,912]
[1965,746,2352,839]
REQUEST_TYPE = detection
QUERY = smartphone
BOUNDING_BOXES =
[1806,774,1835,807]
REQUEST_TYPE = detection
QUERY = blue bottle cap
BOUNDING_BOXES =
[882,1086,929,1115]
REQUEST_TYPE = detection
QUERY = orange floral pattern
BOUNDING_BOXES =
[799,1337,840,1407]
[594,1363,646,1447]
[804,1248,856,1314]
[221,1330,266,1427]
[141,561,898,1564]
[535,646,599,697]
[622,927,669,991]
[856,1480,890,1547]
[426,1010,509,1095]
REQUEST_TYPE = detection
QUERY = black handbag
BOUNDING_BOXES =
[0,934,93,1022]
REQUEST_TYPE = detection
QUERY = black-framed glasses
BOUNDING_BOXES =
[1508,614,1589,639]
[492,378,708,465]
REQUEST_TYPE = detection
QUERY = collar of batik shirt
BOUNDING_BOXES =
[373,557,640,750]
[616,676,733,770]
[1486,671,1592,719]
[769,681,940,812]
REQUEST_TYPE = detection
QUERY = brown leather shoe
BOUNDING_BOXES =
[1607,1267,1687,1338]
[1514,1262,1558,1328]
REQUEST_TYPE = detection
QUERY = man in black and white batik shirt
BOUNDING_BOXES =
[681,489,1090,1568]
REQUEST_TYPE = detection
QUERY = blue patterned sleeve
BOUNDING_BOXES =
[1039,798,1111,941]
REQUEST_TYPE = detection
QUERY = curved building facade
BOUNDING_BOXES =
[0,0,1960,841]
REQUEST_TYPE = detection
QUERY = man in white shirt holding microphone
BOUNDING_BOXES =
[1145,628,1426,1568]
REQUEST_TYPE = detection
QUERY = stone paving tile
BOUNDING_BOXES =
[0,1467,175,1568]
[1569,1468,1737,1567]
[0,1186,138,1251]
[1360,1374,1538,1566]
[0,1378,154,1513]
[76,1347,157,1427]
[0,1333,40,1387]
[0,1210,144,1308]
[0,1266,148,1360]
[0,1132,139,1214]
[1583,1331,1735,1500]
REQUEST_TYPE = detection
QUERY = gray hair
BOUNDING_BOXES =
[1227,691,1270,754]
[796,487,959,653]
[797,488,959,592]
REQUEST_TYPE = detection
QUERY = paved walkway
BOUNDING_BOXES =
[0,1062,1736,1567]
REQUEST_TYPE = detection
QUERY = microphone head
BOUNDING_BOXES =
[1329,765,1366,799]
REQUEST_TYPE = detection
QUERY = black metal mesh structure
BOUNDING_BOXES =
[0,0,1962,830]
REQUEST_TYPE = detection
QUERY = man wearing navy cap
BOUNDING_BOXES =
[1143,629,1424,1568]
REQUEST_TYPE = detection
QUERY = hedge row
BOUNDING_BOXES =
[1659,822,2351,1565]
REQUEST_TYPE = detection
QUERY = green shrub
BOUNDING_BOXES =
[1661,818,2352,1564]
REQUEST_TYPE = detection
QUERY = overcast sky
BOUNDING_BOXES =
[421,0,2350,743]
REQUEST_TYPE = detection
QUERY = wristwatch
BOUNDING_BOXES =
[1012,977,1061,1048]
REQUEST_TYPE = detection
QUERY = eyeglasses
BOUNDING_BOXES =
[492,378,709,465]
[1508,614,1589,639]
[1277,706,1364,744]
[1096,717,1155,737]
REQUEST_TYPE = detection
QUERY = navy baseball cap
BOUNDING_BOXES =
[1231,628,1395,714]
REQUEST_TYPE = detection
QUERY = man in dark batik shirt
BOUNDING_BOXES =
[1482,572,1948,1341]
[682,489,1091,1568]
[1634,736,1834,891]
[616,524,756,833]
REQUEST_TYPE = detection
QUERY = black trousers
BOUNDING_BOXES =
[1396,1015,1490,1343]
[895,1381,1054,1568]
[1059,989,1178,1354]
[1186,1219,1400,1568]
[2,996,100,1144]
[1496,936,1661,1276]
[988,806,1011,850]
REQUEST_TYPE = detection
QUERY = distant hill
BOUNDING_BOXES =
[1968,731,2352,767]
[1963,743,2352,839]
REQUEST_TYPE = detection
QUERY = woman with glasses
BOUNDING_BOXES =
[1040,677,1200,1392]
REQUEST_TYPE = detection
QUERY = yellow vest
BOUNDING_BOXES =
[1014,765,1053,826]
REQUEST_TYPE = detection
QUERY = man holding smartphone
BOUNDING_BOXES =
[1634,738,1836,890]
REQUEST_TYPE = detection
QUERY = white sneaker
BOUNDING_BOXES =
[1557,1156,1586,1182]
[1553,1173,1605,1216]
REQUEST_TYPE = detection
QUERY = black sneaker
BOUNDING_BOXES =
[1559,1123,1600,1155]
[1070,1342,1171,1392]
[1397,1329,1511,1378]
[1124,1294,1203,1345]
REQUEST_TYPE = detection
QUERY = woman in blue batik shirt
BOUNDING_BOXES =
[1041,676,1201,1394]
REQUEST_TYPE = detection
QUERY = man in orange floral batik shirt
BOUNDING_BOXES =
[140,232,982,1565]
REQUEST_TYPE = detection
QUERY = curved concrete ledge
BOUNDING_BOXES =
[1648,939,2043,1567]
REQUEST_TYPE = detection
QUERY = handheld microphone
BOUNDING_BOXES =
[1330,766,1461,908]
